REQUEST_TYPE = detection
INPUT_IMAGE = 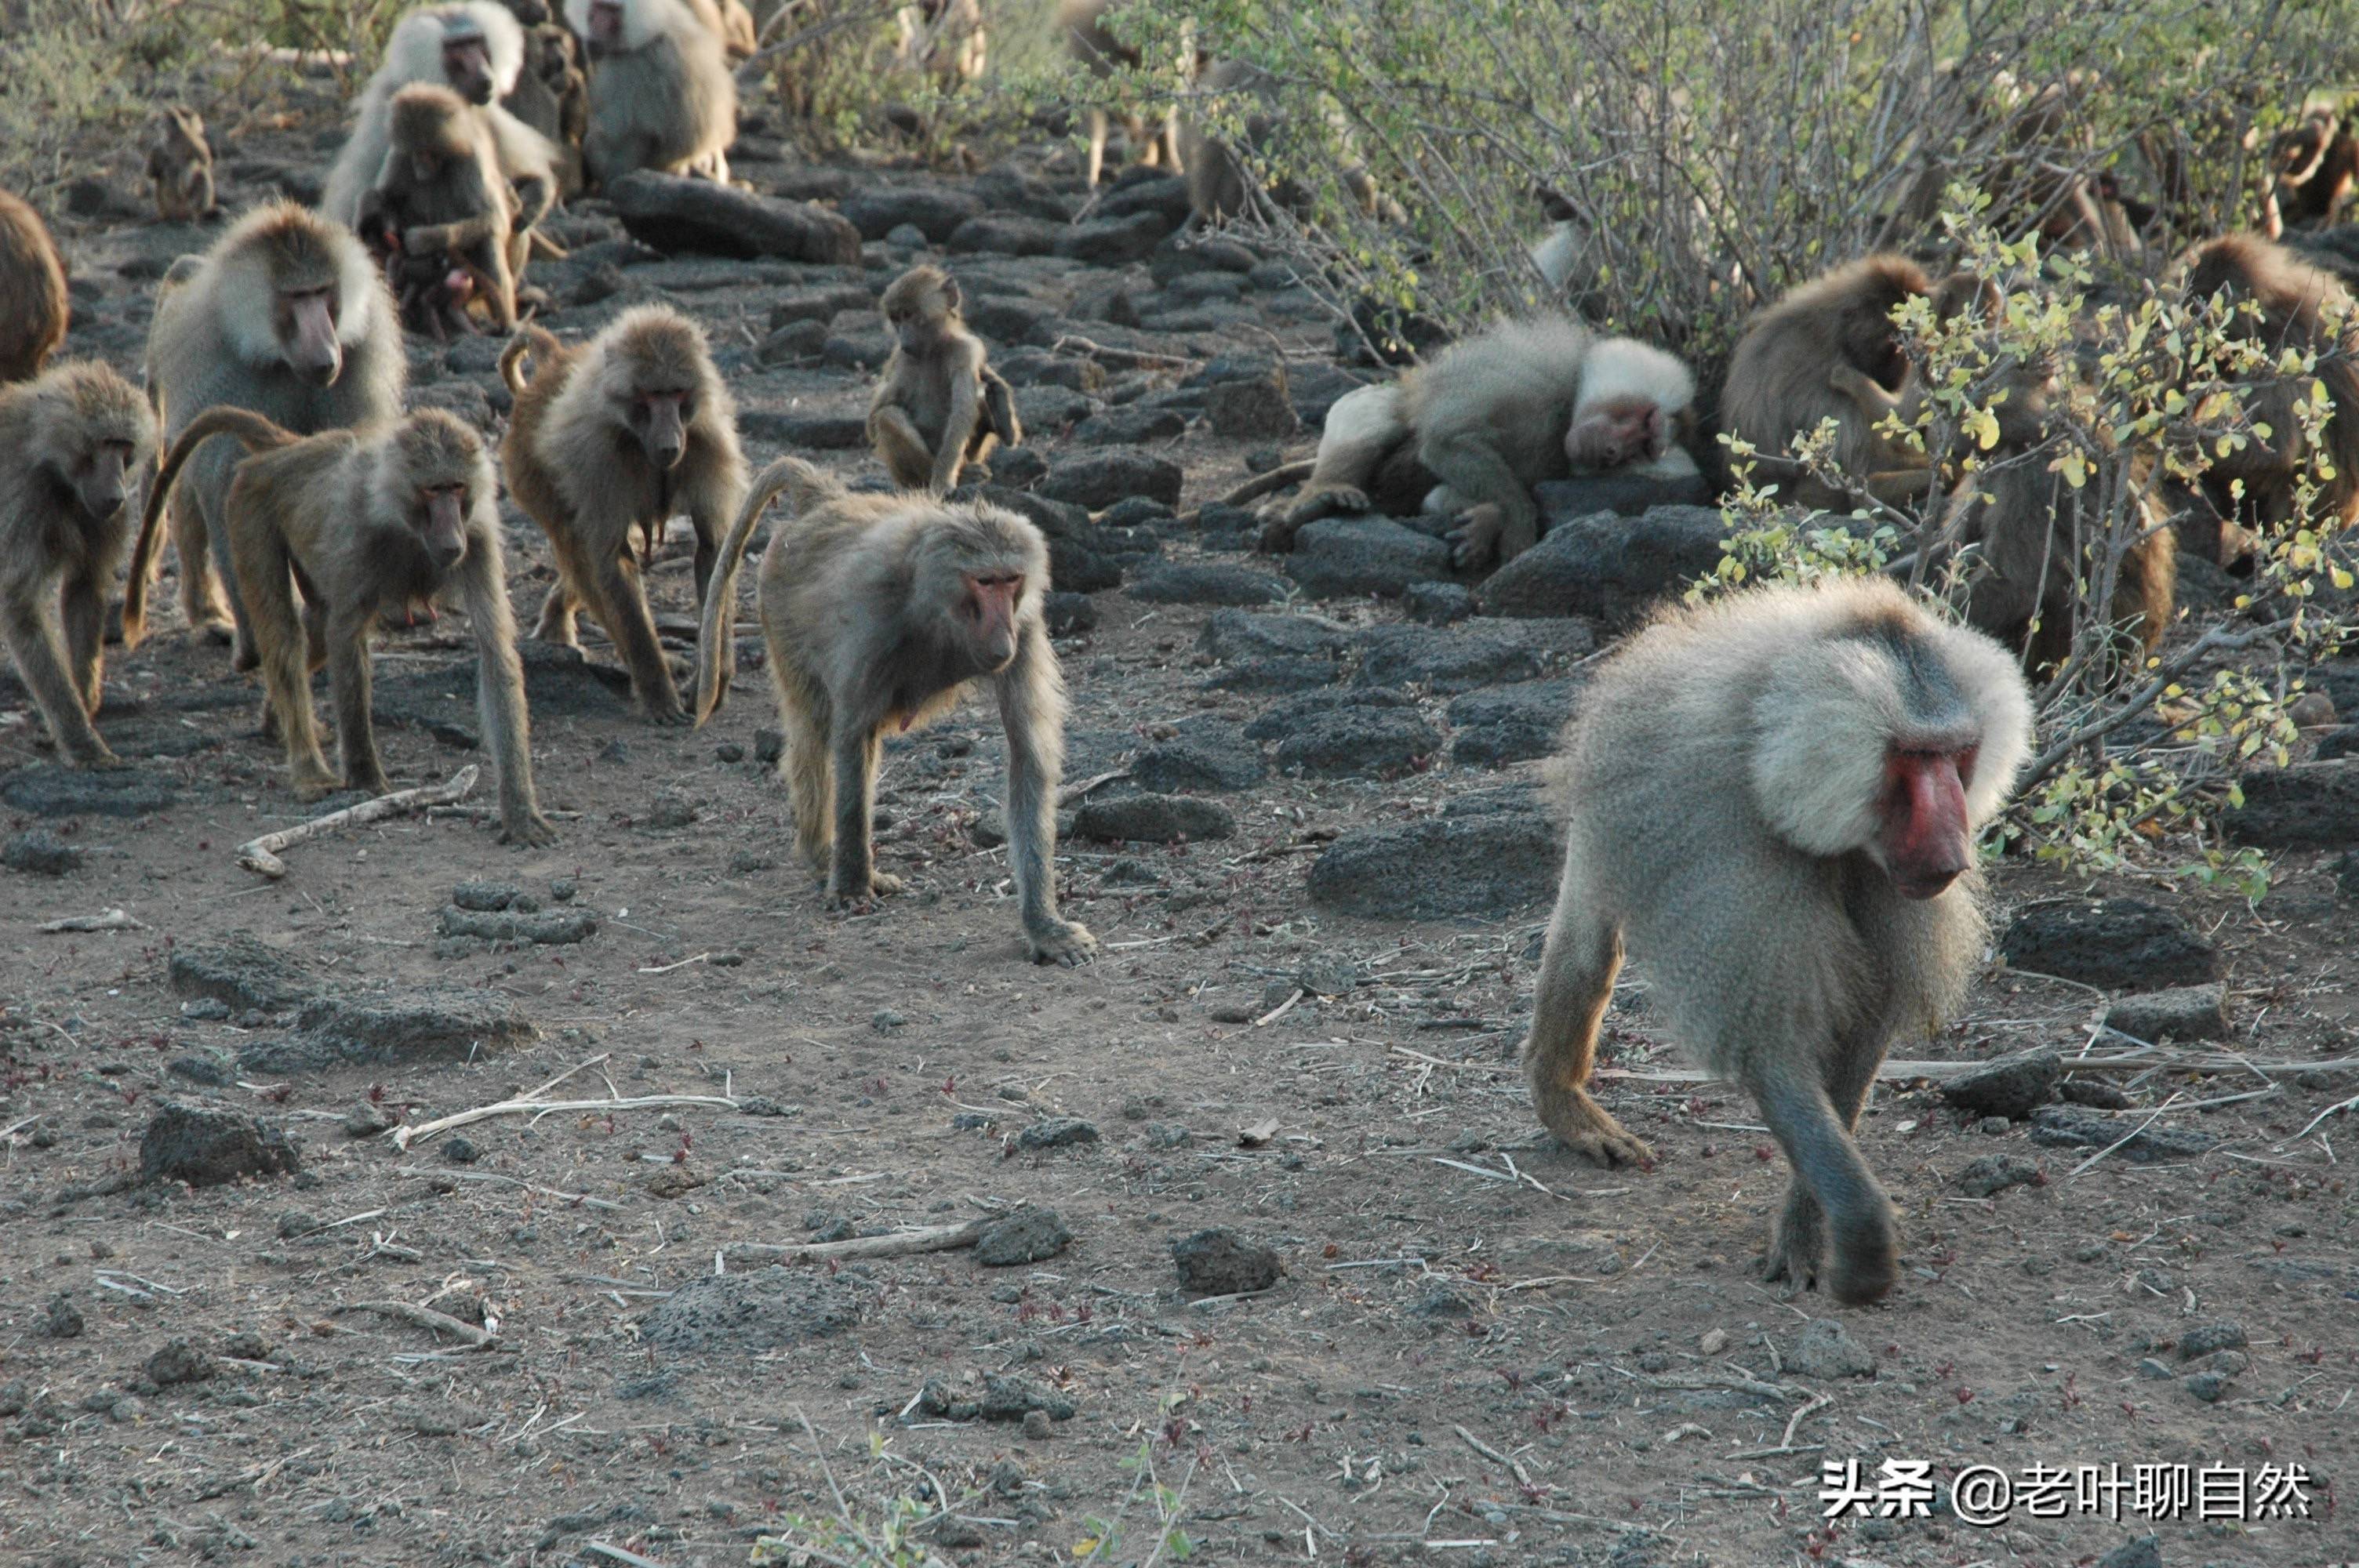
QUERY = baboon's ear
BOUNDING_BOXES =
[941,275,962,312]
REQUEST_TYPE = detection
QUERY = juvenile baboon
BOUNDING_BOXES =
[2180,234,2359,537]
[0,362,158,767]
[504,23,590,196]
[140,405,554,844]
[499,307,747,722]
[692,459,1096,966]
[867,266,1020,493]
[1060,0,1177,187]
[1264,318,1699,565]
[1721,256,1962,513]
[565,0,737,186]
[126,201,405,661]
[145,107,216,223]
[0,190,69,384]
[2264,107,2359,236]
[356,83,520,336]
[322,2,559,234]
[896,0,985,86]
[1527,577,2032,1305]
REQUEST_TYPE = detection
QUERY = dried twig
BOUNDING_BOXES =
[391,1054,736,1149]
[1454,1424,1534,1489]
[333,1299,494,1347]
[1049,333,1199,370]
[722,1217,989,1265]
[237,766,479,879]
[37,909,145,932]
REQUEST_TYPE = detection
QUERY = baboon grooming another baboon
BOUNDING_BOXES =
[565,0,737,185]
[1528,578,2032,1305]
[140,405,554,845]
[692,459,1097,967]
[1060,0,1178,187]
[1265,317,1699,567]
[0,362,158,767]
[868,266,1020,492]
[0,190,69,384]
[126,201,405,662]
[146,107,216,223]
[357,83,522,337]
[499,307,747,723]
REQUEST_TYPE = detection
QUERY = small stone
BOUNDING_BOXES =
[715,742,745,763]
[2176,1319,2246,1359]
[1020,1407,1055,1439]
[1016,1117,1098,1151]
[1698,1328,1728,1356]
[146,1338,218,1386]
[973,1206,1073,1266]
[39,1294,83,1338]
[2094,1537,2161,1568]
[2,829,82,876]
[1785,1319,1876,1379]
[1938,1048,2062,1120]
[442,1136,481,1165]
[645,793,698,829]
[1172,1228,1281,1296]
[2059,1078,2133,1109]
[2136,1357,2173,1379]
[180,997,231,1022]
[451,880,523,912]
[140,1102,300,1187]
[343,1102,398,1138]
[2102,983,2230,1043]
[1073,793,1237,843]
[2181,1370,2229,1402]
[871,1009,906,1033]
[549,879,578,902]
[1954,1154,2042,1197]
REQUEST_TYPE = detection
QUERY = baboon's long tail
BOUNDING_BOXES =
[120,405,299,650]
[692,456,831,727]
[497,323,565,397]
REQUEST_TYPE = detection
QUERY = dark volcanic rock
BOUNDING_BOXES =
[141,1102,300,1187]
[1477,505,1725,625]
[169,932,317,1013]
[2103,984,2230,1042]
[1938,1048,2063,1120]
[1127,562,1289,607]
[1039,450,1184,510]
[1286,517,1455,599]
[972,1206,1073,1265]
[1044,590,1097,634]
[146,1338,218,1386]
[1204,370,1299,439]
[1309,793,1558,917]
[1275,710,1441,779]
[3,829,82,876]
[1072,405,1187,446]
[265,991,540,1069]
[1405,581,1476,624]
[769,285,874,328]
[947,215,1063,257]
[1533,469,1714,521]
[1201,657,1340,692]
[0,764,179,818]
[1132,719,1266,792]
[1055,211,1166,265]
[638,1269,862,1354]
[1073,793,1237,842]
[1447,677,1581,767]
[1243,688,1415,742]
[1999,898,2220,991]
[1016,1116,1100,1150]
[838,186,982,242]
[604,172,860,263]
[2027,1106,2218,1163]
[1096,173,1191,229]
[1172,1228,1281,1296]
[918,1371,1077,1422]
[2224,760,2359,848]
[437,906,602,945]
[1354,619,1594,693]
[1955,1154,2043,1198]
[998,347,1107,392]
[1198,608,1349,663]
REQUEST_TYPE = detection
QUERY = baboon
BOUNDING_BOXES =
[1721,256,1963,513]
[126,201,405,662]
[139,406,554,844]
[0,190,69,383]
[145,107,216,223]
[2264,108,2359,236]
[1263,318,1699,565]
[1527,577,2033,1305]
[2180,234,2359,540]
[356,83,520,336]
[896,0,985,86]
[1833,357,2175,673]
[565,0,737,186]
[499,307,747,722]
[695,0,758,58]
[0,362,158,766]
[867,266,1020,493]
[1177,59,1389,230]
[1060,0,1177,187]
[322,2,560,235]
[692,459,1097,967]
[504,23,590,197]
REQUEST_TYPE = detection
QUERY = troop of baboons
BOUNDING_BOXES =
[3,5,2355,1308]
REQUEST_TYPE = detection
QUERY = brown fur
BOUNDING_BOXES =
[2180,234,2359,536]
[504,22,589,197]
[2266,109,2359,235]
[693,459,1096,966]
[126,201,405,662]
[896,0,985,85]
[499,306,747,723]
[0,191,69,384]
[1060,0,1178,187]
[0,362,158,765]
[1527,577,2032,1304]
[139,405,552,844]
[358,82,521,338]
[867,266,1021,493]
[565,0,736,185]
[145,107,216,224]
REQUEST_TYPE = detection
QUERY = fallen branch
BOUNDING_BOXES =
[333,1299,494,1347]
[391,1056,736,1149]
[1049,333,1199,370]
[1454,1424,1534,1490]
[722,1216,988,1265]
[1056,768,1129,805]
[37,909,145,933]
[238,766,479,880]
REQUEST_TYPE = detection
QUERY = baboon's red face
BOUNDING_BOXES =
[276,285,343,386]
[587,0,625,54]
[443,36,496,103]
[958,570,1023,670]
[1872,745,1976,900]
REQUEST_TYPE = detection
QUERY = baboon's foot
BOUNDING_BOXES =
[1531,1079,1654,1168]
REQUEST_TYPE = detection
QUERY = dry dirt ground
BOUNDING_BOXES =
[3,69,2357,1568]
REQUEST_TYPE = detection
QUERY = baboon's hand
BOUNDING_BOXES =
[1446,505,1505,572]
[1027,918,1098,967]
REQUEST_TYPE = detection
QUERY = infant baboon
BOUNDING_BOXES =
[566,0,737,185]
[357,83,521,336]
[146,107,216,223]
[1267,317,1699,566]
[127,201,406,662]
[0,190,69,384]
[1060,0,1178,187]
[867,266,1020,493]
[1528,577,2032,1305]
[692,459,1097,966]
[140,405,554,844]
[0,362,158,767]
[499,307,747,722]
